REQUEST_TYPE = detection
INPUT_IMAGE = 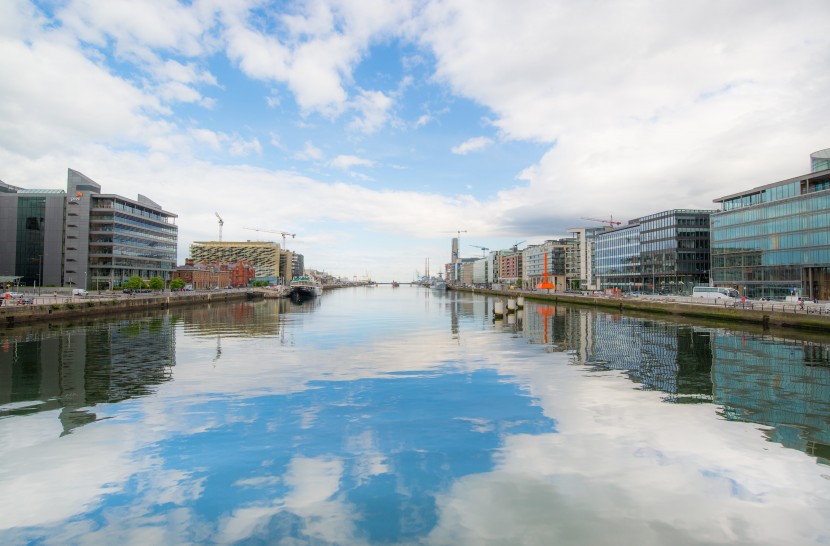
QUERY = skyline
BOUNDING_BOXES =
[2,1,829,281]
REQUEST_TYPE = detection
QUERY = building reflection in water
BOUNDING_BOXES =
[523,303,713,402]
[713,335,830,465]
[0,317,176,435]
[519,300,830,464]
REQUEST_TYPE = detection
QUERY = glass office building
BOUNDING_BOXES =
[594,222,641,292]
[595,210,713,294]
[65,169,178,290]
[811,148,830,174]
[639,209,714,294]
[0,182,66,287]
[711,154,830,300]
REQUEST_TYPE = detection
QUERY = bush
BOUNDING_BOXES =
[51,303,61,310]
[65,303,75,310]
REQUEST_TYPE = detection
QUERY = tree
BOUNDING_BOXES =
[122,275,146,290]
[170,278,185,290]
[148,277,165,290]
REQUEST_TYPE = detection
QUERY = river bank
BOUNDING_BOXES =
[451,286,830,332]
[0,289,259,327]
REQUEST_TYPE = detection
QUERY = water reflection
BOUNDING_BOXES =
[517,300,830,464]
[0,317,175,435]
[713,335,830,465]
[0,289,829,544]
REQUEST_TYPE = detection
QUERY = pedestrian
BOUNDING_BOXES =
[53,291,57,300]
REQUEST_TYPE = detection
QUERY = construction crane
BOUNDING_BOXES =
[511,240,526,252]
[581,215,622,227]
[215,212,224,242]
[469,244,489,257]
[243,227,296,249]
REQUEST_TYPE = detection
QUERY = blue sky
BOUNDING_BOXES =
[2,0,830,281]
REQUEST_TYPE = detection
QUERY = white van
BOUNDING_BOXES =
[691,286,739,302]
[72,289,89,297]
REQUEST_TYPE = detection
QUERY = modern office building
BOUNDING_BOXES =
[66,170,178,289]
[190,241,295,282]
[638,209,714,294]
[594,209,714,294]
[0,180,66,287]
[811,148,830,173]
[711,150,830,299]
[1,169,177,289]
[594,222,642,292]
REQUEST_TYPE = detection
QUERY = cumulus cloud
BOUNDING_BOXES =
[348,89,394,134]
[415,0,830,225]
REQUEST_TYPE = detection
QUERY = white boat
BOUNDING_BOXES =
[431,280,447,291]
[289,276,323,300]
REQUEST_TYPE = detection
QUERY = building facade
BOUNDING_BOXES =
[594,222,642,292]
[1,169,177,289]
[0,181,66,287]
[65,170,178,290]
[190,241,290,282]
[711,151,830,300]
[638,209,714,294]
[566,227,607,290]
[522,239,571,291]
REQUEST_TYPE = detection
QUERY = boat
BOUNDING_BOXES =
[392,281,399,288]
[431,280,448,291]
[289,275,322,300]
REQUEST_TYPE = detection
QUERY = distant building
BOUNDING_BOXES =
[173,259,256,289]
[711,149,830,299]
[0,169,178,289]
[190,241,296,283]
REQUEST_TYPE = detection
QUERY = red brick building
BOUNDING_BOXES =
[174,259,255,289]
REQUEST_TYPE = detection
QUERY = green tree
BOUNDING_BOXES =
[148,277,165,290]
[170,278,185,290]
[123,275,146,290]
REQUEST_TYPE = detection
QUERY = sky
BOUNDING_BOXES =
[1,0,829,282]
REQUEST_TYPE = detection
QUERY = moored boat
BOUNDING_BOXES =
[289,275,322,300]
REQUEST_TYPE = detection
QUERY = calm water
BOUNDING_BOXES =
[1,287,829,545]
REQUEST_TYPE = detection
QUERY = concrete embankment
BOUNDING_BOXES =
[452,287,830,332]
[0,290,259,328]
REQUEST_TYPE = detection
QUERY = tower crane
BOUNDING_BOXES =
[511,240,526,252]
[469,244,489,257]
[243,227,296,249]
[581,215,622,227]
[215,212,224,242]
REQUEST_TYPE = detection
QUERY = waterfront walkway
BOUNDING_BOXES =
[452,286,830,332]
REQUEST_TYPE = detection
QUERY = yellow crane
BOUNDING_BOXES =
[243,227,296,249]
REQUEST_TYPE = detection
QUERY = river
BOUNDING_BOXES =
[1,286,828,545]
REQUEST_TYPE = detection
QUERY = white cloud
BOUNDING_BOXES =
[330,155,374,170]
[348,89,394,134]
[451,136,494,155]
[415,0,830,227]
[294,141,325,161]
